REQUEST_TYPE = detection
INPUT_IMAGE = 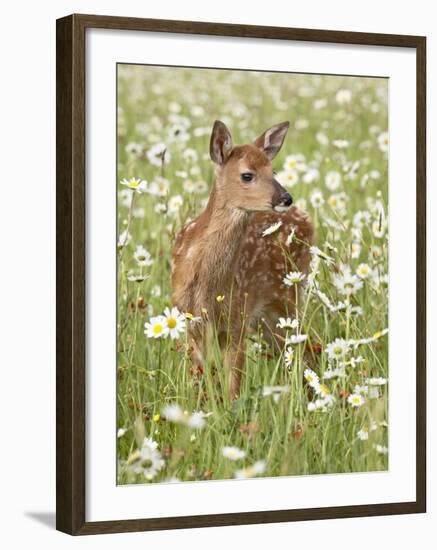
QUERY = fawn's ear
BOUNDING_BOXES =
[210,120,233,165]
[254,121,290,160]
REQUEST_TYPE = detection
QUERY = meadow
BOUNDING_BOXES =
[116,65,389,484]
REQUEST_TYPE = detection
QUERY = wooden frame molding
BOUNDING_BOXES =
[56,13,426,535]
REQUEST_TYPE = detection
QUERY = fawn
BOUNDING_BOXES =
[172,120,314,399]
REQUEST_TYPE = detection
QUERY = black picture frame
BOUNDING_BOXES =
[56,13,427,535]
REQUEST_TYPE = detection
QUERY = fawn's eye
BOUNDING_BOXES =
[241,172,254,183]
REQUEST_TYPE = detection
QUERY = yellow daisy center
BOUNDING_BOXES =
[153,324,163,334]
[167,317,177,329]
[129,181,139,188]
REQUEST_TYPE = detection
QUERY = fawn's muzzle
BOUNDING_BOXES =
[280,193,293,206]
[272,180,293,212]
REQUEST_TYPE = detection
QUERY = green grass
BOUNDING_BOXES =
[116,65,389,484]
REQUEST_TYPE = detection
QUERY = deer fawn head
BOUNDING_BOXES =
[209,120,292,213]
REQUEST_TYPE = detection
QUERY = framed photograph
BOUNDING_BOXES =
[56,14,426,535]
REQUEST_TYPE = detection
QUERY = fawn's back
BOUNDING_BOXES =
[236,206,314,336]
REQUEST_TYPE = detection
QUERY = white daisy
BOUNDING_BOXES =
[284,347,295,368]
[134,245,154,267]
[303,168,320,184]
[325,338,351,362]
[323,367,345,380]
[125,142,143,157]
[333,271,363,296]
[357,428,369,441]
[162,306,186,339]
[316,290,333,309]
[351,242,361,259]
[377,131,389,153]
[366,377,388,386]
[162,405,209,429]
[147,142,171,166]
[353,328,389,346]
[277,170,299,188]
[276,317,299,330]
[162,404,184,422]
[117,229,132,249]
[283,153,306,172]
[308,394,336,412]
[132,207,145,219]
[252,342,263,352]
[262,385,290,403]
[348,393,366,407]
[167,194,184,215]
[144,315,167,339]
[310,189,325,208]
[186,411,206,429]
[194,180,208,194]
[309,246,335,265]
[316,131,329,146]
[182,148,198,162]
[356,264,372,279]
[353,384,369,395]
[183,179,196,193]
[295,118,309,130]
[235,460,266,479]
[374,444,389,454]
[148,176,170,197]
[332,139,349,149]
[313,98,327,110]
[283,271,305,286]
[353,210,371,228]
[372,219,386,238]
[285,334,308,345]
[262,220,282,237]
[286,227,296,245]
[120,177,148,194]
[304,368,320,390]
[127,271,149,283]
[154,202,167,214]
[222,446,246,461]
[118,189,134,208]
[327,193,347,213]
[126,438,164,481]
[336,89,352,104]
[151,285,161,298]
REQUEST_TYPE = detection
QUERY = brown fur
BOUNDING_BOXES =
[172,121,314,398]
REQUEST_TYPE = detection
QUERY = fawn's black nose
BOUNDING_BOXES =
[282,193,293,206]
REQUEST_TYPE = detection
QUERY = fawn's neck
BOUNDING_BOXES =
[197,185,250,304]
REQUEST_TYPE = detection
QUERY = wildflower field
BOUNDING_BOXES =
[116,65,389,484]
